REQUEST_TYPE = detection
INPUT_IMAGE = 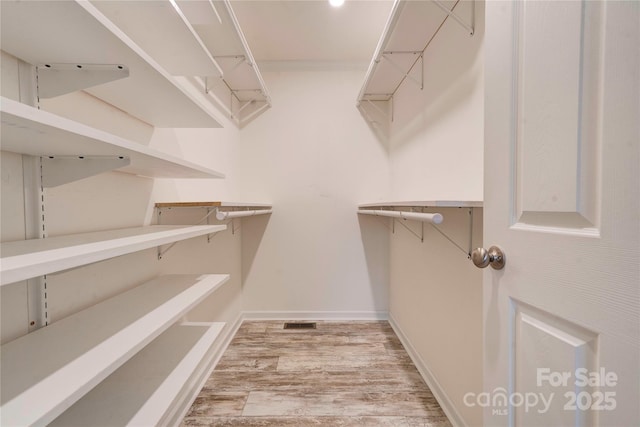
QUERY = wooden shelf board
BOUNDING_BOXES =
[0,0,223,128]
[0,274,230,427]
[155,201,272,208]
[0,225,226,286]
[50,322,225,427]
[0,97,225,179]
[359,201,483,208]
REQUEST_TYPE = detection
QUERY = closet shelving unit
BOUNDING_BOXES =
[358,201,482,255]
[0,1,243,424]
[0,97,225,183]
[184,0,272,128]
[0,0,225,128]
[356,0,475,135]
[89,0,272,128]
[0,274,229,426]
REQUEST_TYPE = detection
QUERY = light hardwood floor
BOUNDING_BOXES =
[181,321,452,427]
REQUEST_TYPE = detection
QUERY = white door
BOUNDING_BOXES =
[483,1,638,426]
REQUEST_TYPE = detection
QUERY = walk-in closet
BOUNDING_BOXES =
[1,1,638,426]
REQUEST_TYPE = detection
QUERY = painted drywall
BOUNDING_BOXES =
[390,208,483,427]
[238,68,391,317]
[387,1,485,426]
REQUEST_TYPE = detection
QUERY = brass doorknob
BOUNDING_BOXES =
[471,246,505,270]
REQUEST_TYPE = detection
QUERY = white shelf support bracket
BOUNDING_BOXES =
[430,208,475,258]
[156,207,221,259]
[431,0,475,36]
[36,64,129,99]
[40,156,130,188]
[231,218,240,235]
[381,52,424,89]
[394,216,424,242]
[365,99,391,121]
[239,101,270,128]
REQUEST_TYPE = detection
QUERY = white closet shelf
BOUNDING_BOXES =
[0,97,225,180]
[51,321,225,427]
[0,274,230,427]
[0,0,224,128]
[181,0,272,128]
[0,225,226,286]
[357,0,474,128]
[90,0,223,77]
[359,201,482,208]
[155,201,272,208]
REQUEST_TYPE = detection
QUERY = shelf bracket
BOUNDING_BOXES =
[381,52,424,90]
[432,0,475,36]
[430,208,475,258]
[36,64,129,99]
[156,207,221,259]
[365,99,391,121]
[395,217,424,243]
[40,156,130,188]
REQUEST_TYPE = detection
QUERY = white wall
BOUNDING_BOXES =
[387,2,485,426]
[238,67,391,317]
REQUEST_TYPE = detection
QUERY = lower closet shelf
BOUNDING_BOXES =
[51,321,226,427]
[0,274,230,427]
[0,225,227,286]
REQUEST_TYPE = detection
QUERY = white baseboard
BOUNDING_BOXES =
[388,312,466,427]
[242,310,389,321]
[168,312,244,426]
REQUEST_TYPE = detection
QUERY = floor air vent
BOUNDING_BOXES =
[284,322,317,329]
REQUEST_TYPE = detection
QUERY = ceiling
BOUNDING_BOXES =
[230,0,394,64]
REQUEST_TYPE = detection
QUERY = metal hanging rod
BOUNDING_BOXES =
[216,208,273,220]
[358,209,443,224]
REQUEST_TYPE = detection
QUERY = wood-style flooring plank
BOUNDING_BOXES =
[182,415,452,427]
[205,370,428,392]
[241,390,444,417]
[181,321,451,427]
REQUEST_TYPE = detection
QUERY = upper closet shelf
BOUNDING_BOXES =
[179,0,272,128]
[0,274,229,427]
[90,0,222,77]
[359,201,482,208]
[155,201,272,208]
[357,0,475,123]
[0,97,225,184]
[0,225,226,286]
[0,0,224,128]
[90,0,272,128]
